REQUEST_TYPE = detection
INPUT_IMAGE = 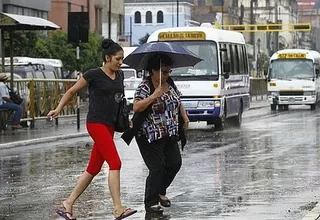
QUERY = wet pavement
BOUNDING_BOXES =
[3,99,320,219]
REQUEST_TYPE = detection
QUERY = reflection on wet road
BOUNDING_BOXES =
[1,106,320,219]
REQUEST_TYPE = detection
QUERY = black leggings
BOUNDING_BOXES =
[136,135,182,208]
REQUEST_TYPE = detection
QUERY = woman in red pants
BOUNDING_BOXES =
[47,39,136,220]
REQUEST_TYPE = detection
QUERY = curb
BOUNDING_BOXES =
[249,104,269,110]
[0,103,268,149]
[0,132,89,149]
[302,203,320,220]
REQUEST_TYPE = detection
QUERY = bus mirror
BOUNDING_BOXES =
[224,72,230,79]
[223,61,231,73]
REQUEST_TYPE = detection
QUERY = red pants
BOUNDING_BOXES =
[86,122,122,176]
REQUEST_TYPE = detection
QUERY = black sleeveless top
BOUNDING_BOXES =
[83,68,124,126]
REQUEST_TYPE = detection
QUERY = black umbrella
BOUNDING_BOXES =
[123,41,202,71]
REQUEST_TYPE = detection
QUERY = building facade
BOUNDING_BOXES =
[49,0,96,33]
[0,0,51,18]
[49,0,125,41]
[297,0,320,50]
[124,0,194,46]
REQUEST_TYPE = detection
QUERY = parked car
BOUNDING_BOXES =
[122,67,142,110]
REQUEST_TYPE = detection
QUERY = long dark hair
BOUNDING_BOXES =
[101,39,123,62]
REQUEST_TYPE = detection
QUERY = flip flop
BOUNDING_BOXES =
[56,209,77,220]
[114,208,137,220]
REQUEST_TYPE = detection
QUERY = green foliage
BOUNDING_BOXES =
[4,31,40,56]
[3,30,103,73]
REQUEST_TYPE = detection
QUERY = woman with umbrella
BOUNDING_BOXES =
[133,53,190,214]
[123,41,201,215]
[123,41,201,216]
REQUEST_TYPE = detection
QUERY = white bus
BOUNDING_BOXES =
[266,49,320,110]
[147,23,250,130]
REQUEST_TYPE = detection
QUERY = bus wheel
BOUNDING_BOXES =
[214,117,225,131]
[229,103,243,127]
[270,104,276,111]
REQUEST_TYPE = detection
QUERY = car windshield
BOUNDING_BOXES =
[270,59,314,79]
[168,41,218,80]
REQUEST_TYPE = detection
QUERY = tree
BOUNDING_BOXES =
[3,30,40,57]
[139,33,150,45]
[29,31,103,72]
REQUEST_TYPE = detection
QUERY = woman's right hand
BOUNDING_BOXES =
[152,86,163,99]
[47,109,60,120]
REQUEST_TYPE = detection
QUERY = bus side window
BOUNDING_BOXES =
[237,44,245,74]
[219,43,228,64]
[242,45,249,74]
[228,44,234,73]
[232,44,239,74]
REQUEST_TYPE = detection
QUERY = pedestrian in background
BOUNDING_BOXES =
[47,39,137,220]
[133,54,189,214]
[0,73,23,129]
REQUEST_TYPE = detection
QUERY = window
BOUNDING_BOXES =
[232,44,239,73]
[198,0,205,6]
[237,45,245,74]
[146,11,152,23]
[212,0,224,6]
[134,11,141,23]
[157,11,163,23]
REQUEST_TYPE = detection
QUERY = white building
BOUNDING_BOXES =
[124,0,194,46]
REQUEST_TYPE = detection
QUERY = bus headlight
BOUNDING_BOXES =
[304,91,316,96]
[198,101,215,108]
[214,101,221,107]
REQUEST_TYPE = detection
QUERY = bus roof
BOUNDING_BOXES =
[4,57,63,67]
[270,49,320,61]
[147,25,245,44]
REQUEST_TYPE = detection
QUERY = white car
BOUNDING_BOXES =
[122,68,142,110]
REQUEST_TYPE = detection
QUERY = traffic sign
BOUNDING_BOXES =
[215,23,311,32]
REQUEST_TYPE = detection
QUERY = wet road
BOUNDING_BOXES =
[1,106,320,220]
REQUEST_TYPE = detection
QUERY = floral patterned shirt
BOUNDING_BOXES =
[134,79,181,143]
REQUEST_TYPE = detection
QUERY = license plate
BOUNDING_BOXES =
[182,101,198,108]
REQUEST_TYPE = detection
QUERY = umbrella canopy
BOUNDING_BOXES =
[123,41,202,71]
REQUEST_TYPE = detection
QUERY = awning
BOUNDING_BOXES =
[0,12,60,30]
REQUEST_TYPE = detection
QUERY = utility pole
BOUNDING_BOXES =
[108,0,111,39]
[221,0,224,26]
[275,1,279,51]
[250,0,255,59]
[177,0,179,27]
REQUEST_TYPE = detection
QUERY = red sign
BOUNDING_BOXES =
[297,0,320,9]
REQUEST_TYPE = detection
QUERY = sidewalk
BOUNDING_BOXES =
[0,97,269,148]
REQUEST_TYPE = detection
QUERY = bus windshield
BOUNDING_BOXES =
[170,41,218,80]
[270,59,314,79]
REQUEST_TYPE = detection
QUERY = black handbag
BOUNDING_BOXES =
[114,71,130,132]
[6,85,23,105]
